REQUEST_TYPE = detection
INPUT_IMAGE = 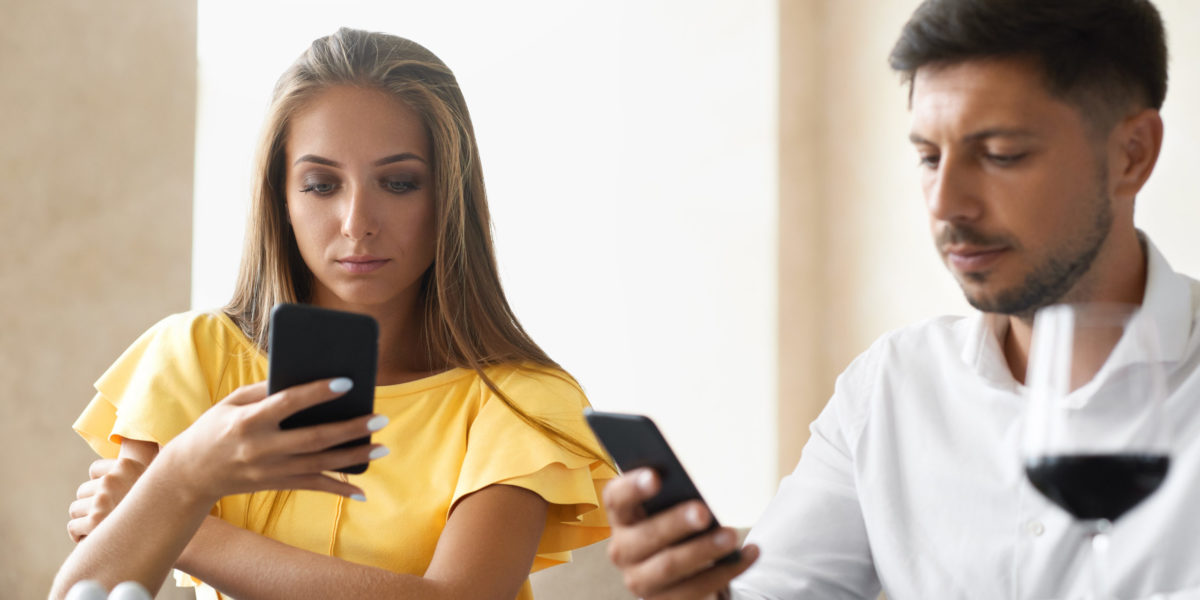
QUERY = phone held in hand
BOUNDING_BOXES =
[583,408,741,565]
[267,303,379,474]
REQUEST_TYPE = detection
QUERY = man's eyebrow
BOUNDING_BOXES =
[961,128,1037,143]
[908,129,1038,145]
[374,153,427,166]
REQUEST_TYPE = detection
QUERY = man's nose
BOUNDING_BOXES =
[926,157,983,224]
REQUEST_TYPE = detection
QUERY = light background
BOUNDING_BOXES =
[193,0,780,526]
[4,1,1199,597]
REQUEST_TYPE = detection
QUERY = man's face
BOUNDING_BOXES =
[909,59,1114,317]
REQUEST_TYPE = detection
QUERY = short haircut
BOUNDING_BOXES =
[889,0,1168,130]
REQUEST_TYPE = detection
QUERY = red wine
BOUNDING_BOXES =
[1025,454,1169,521]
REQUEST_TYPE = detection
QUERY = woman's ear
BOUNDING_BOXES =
[1109,108,1163,202]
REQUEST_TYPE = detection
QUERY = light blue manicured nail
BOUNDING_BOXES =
[369,446,390,460]
[350,493,366,502]
[366,415,389,432]
[637,469,655,491]
[330,378,353,393]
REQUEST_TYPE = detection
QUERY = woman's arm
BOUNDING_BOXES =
[176,482,548,600]
[51,379,382,599]
[66,440,158,543]
[50,444,216,598]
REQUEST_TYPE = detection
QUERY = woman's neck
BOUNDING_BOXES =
[310,288,445,386]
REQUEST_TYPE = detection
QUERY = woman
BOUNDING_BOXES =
[52,27,614,600]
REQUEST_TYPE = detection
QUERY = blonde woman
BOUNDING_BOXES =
[53,27,614,600]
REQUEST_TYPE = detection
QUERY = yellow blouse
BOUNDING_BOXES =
[73,311,614,599]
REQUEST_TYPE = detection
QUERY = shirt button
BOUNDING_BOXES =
[1025,520,1045,537]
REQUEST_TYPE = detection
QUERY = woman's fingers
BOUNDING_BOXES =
[283,442,388,477]
[75,478,99,500]
[257,377,356,425]
[67,516,94,543]
[222,381,269,406]
[273,411,387,455]
[87,459,115,480]
[274,473,366,500]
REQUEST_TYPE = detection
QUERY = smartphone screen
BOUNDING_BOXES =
[584,409,741,565]
[268,303,379,474]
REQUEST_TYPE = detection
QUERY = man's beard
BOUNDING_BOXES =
[942,182,1114,318]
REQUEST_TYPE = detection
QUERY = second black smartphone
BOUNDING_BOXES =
[268,303,379,474]
[584,409,741,565]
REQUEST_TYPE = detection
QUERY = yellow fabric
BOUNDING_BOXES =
[73,310,615,599]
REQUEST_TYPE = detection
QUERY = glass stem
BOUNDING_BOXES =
[1088,520,1112,600]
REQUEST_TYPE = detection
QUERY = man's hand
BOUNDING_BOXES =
[604,468,759,599]
[68,457,146,542]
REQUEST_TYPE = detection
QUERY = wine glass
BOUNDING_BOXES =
[1023,303,1170,599]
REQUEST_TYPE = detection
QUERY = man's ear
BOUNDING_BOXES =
[1110,108,1163,202]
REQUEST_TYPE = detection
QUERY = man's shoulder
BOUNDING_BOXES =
[834,313,975,387]
[866,313,974,358]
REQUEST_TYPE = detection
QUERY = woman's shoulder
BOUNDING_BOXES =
[132,309,259,364]
[479,363,589,412]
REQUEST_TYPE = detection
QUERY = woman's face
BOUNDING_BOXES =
[284,85,436,315]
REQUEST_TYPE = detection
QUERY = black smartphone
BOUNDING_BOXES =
[583,409,741,565]
[268,303,379,474]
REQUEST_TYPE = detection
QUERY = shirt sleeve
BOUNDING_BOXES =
[452,367,616,572]
[72,312,215,457]
[731,350,883,600]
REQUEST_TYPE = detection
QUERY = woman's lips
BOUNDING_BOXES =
[336,257,390,274]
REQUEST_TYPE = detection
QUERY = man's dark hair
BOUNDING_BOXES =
[889,0,1168,130]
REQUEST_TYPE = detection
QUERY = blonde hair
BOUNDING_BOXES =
[224,28,605,463]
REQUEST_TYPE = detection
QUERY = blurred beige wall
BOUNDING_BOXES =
[0,1,196,597]
[778,0,1200,477]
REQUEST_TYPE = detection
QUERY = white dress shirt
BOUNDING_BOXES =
[733,238,1200,600]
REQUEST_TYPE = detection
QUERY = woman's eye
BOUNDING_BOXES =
[299,181,336,194]
[917,154,940,169]
[384,179,418,193]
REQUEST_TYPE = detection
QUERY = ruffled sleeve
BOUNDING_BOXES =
[452,366,616,571]
[73,312,216,457]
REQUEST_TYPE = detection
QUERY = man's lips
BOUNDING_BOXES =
[944,246,1007,272]
[336,255,390,274]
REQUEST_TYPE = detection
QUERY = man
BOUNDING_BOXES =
[602,1,1200,598]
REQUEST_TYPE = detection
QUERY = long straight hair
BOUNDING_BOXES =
[224,28,605,463]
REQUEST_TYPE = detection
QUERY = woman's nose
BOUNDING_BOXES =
[340,187,379,240]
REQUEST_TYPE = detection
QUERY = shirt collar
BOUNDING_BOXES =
[1134,235,1192,363]
[958,234,1194,387]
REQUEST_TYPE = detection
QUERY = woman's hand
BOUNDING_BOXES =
[156,377,389,506]
[51,377,389,600]
[67,457,147,542]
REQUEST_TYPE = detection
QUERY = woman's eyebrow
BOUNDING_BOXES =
[374,152,427,166]
[291,153,428,167]
[293,154,340,167]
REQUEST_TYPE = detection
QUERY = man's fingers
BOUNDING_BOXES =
[610,500,713,567]
[646,544,760,600]
[88,459,116,479]
[624,527,743,597]
[603,469,659,526]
